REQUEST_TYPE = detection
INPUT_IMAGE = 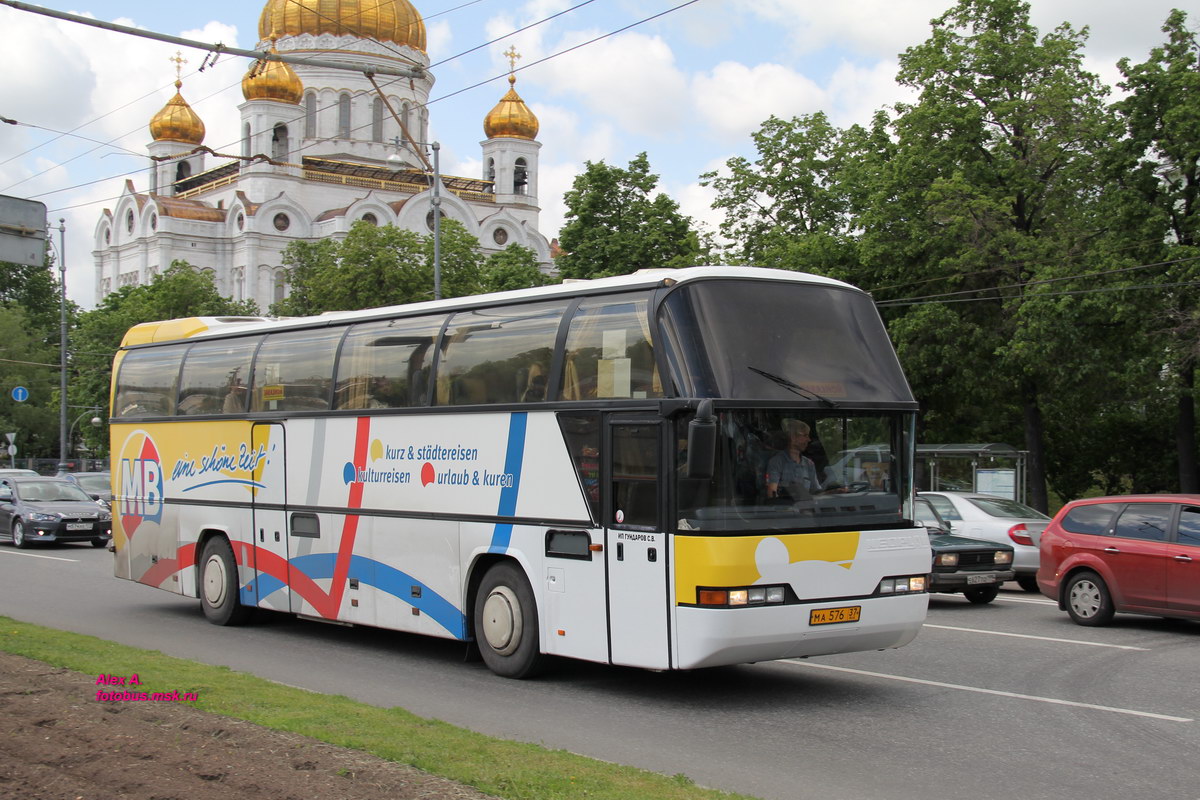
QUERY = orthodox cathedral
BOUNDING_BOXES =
[92,0,549,310]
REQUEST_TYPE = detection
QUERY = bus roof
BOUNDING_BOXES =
[119,266,859,348]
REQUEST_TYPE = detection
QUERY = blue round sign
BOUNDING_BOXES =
[11,386,28,403]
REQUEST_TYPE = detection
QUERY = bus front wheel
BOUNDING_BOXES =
[199,537,253,626]
[474,562,543,679]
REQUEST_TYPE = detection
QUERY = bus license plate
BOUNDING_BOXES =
[967,574,994,585]
[66,522,92,531]
[810,606,861,626]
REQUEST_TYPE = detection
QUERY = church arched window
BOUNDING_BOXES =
[486,158,495,192]
[514,158,528,195]
[338,94,352,139]
[304,92,317,138]
[274,269,287,303]
[176,160,192,184]
[372,98,383,142]
[272,123,288,162]
[242,123,251,161]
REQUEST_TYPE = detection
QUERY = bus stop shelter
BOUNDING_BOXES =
[916,443,1028,503]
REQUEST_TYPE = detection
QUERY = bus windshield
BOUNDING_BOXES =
[659,279,913,403]
[676,409,912,533]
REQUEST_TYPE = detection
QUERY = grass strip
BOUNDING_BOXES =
[0,616,758,800]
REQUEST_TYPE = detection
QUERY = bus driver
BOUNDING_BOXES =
[765,419,845,501]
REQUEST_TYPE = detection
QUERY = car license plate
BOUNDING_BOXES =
[809,606,861,626]
[66,522,92,531]
[967,573,994,585]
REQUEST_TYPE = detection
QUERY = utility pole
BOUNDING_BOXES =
[57,218,67,474]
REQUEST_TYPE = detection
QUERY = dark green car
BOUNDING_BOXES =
[915,497,1015,604]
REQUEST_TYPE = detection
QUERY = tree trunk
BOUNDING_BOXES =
[1022,380,1049,514]
[1177,362,1199,493]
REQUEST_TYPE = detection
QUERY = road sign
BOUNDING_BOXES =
[0,195,48,268]
[11,386,28,403]
[4,433,13,445]
[6,445,15,456]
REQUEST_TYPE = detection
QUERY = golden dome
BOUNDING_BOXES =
[483,74,539,140]
[149,81,206,145]
[242,47,303,104]
[258,0,426,52]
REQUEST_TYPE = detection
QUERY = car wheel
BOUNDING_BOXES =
[964,585,999,604]
[1015,575,1039,593]
[91,537,108,548]
[199,537,253,626]
[1064,571,1114,626]
[12,520,28,549]
[474,561,544,679]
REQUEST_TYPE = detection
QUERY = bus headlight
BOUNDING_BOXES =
[697,585,788,607]
[877,575,927,594]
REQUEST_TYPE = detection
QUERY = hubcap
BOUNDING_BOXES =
[481,586,521,656]
[13,523,23,545]
[1070,580,1100,618]
[203,555,228,607]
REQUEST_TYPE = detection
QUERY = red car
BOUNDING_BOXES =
[1037,495,1200,625]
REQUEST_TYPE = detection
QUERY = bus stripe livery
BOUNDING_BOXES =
[110,266,932,678]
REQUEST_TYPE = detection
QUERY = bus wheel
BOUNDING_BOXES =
[200,537,253,626]
[474,562,543,679]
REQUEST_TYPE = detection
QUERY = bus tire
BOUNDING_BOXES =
[199,537,253,626]
[474,562,543,679]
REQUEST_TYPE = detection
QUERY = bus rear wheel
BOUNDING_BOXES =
[474,562,543,679]
[199,537,253,626]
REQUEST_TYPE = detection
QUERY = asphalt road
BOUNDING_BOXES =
[2,543,1197,800]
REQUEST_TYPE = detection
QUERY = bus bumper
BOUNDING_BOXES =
[673,592,929,670]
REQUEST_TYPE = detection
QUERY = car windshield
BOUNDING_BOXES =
[72,475,110,493]
[969,496,1048,520]
[17,481,94,502]
[675,408,913,533]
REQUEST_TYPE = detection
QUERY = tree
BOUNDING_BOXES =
[481,245,556,293]
[857,0,1119,511]
[71,262,258,450]
[701,112,861,275]
[271,219,486,316]
[0,307,62,458]
[1114,9,1200,492]
[557,153,700,279]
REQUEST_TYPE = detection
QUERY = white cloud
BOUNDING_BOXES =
[825,59,916,127]
[691,62,826,142]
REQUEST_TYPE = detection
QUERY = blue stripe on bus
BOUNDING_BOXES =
[246,554,467,638]
[488,411,527,554]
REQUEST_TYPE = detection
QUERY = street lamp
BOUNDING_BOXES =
[65,407,102,472]
[46,219,69,474]
[388,137,442,300]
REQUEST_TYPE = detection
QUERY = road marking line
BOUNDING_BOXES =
[923,623,1150,651]
[783,661,1190,722]
[0,550,79,562]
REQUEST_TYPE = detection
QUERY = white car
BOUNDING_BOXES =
[918,491,1050,592]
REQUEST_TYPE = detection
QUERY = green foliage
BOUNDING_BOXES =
[558,153,700,279]
[271,219,487,316]
[482,245,557,293]
[0,307,61,457]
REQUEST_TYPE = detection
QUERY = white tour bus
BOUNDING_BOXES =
[110,266,931,678]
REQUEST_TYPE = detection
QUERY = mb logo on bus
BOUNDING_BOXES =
[118,431,164,535]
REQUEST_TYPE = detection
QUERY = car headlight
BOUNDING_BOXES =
[29,512,60,522]
[934,552,959,567]
[99,512,112,522]
[994,550,1013,565]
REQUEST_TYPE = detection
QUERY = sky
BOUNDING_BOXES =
[0,0,1190,307]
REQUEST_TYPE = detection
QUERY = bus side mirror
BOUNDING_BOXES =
[686,399,716,480]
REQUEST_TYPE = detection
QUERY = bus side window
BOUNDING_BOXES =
[334,317,441,409]
[560,294,662,401]
[177,338,258,416]
[251,328,343,412]
[114,345,186,417]
[558,413,600,523]
[437,301,567,406]
[611,424,659,528]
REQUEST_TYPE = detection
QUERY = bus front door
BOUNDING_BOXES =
[251,422,290,612]
[605,418,670,669]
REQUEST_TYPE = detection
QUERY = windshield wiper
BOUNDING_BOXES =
[748,366,836,408]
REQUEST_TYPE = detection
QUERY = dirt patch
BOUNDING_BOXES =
[0,651,499,800]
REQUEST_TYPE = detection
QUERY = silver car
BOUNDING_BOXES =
[919,491,1050,591]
